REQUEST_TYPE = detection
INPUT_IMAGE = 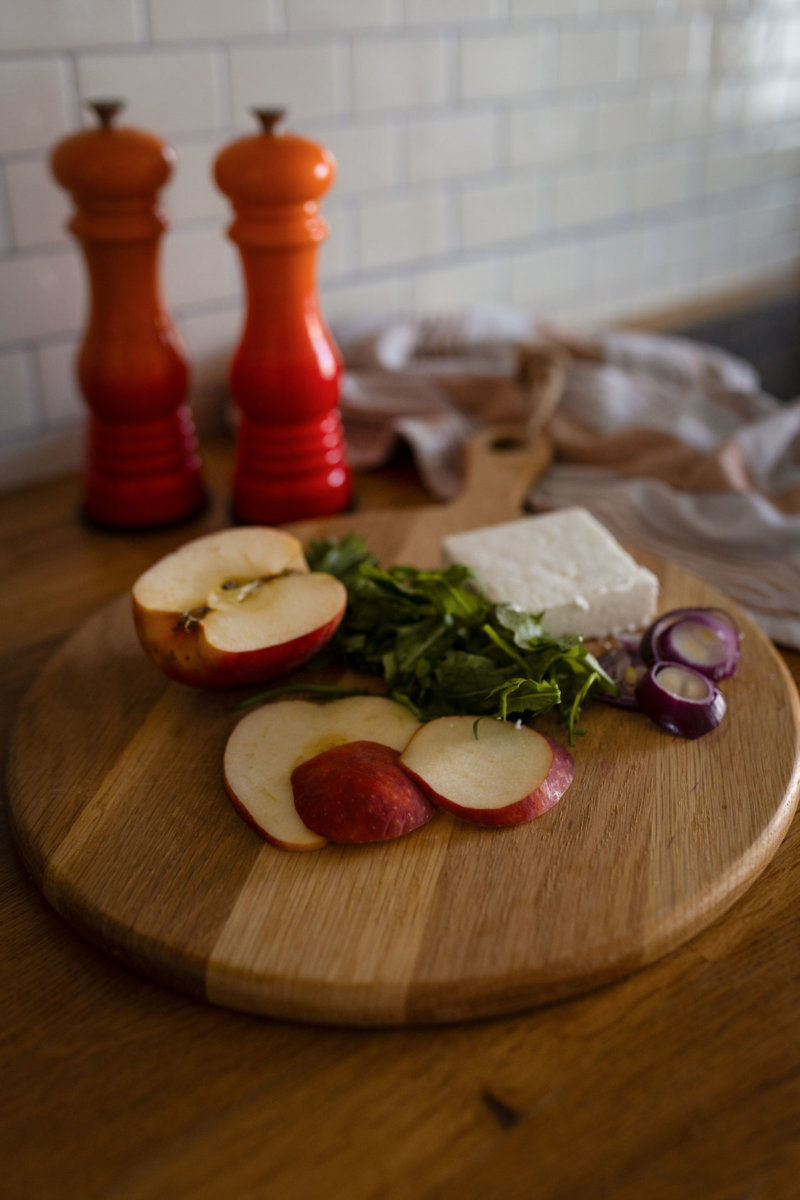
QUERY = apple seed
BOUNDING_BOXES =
[173,605,211,632]
[218,576,266,602]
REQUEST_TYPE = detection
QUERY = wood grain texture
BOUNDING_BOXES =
[3,430,800,1200]
[6,428,799,1026]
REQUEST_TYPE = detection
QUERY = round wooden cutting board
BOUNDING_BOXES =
[6,431,800,1026]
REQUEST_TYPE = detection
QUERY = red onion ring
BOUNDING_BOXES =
[640,606,740,681]
[635,661,727,739]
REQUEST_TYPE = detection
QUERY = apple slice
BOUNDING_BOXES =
[223,696,421,851]
[132,526,346,688]
[292,741,437,844]
[399,716,574,827]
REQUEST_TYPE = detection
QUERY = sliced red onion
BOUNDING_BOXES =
[597,646,647,710]
[635,662,727,739]
[640,606,740,681]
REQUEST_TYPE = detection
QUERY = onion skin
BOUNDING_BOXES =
[597,646,647,710]
[640,606,740,682]
[635,662,727,739]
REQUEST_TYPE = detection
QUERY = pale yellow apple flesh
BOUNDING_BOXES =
[400,715,574,827]
[132,527,346,687]
[223,696,421,851]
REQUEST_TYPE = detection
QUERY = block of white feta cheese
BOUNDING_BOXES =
[441,507,659,639]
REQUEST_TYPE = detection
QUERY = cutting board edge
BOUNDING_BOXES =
[205,795,800,1027]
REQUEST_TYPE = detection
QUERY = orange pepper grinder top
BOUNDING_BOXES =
[214,109,352,524]
[50,100,204,528]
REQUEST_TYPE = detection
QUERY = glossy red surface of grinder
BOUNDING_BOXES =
[214,109,352,524]
[49,100,205,529]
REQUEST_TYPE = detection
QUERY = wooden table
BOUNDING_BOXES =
[3,441,799,1199]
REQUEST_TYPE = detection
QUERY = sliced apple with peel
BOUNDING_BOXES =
[399,716,574,827]
[132,527,346,688]
[292,741,437,844]
[223,696,421,851]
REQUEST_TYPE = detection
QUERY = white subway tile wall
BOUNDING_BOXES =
[0,0,798,485]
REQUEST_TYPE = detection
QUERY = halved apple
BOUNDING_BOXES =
[399,716,574,827]
[292,740,437,844]
[132,527,346,687]
[223,696,421,850]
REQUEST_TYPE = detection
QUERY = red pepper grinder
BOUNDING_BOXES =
[214,109,352,524]
[50,100,205,528]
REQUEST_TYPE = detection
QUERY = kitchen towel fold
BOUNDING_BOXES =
[334,307,800,650]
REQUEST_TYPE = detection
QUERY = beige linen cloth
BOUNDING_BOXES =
[334,307,800,651]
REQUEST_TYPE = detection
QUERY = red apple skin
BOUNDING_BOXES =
[291,741,438,844]
[132,599,345,689]
[401,735,574,828]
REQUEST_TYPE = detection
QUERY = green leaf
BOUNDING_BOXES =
[494,604,547,645]
[480,623,529,671]
[306,532,377,584]
[488,676,562,721]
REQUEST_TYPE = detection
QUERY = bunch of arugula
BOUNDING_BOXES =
[243,532,614,744]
